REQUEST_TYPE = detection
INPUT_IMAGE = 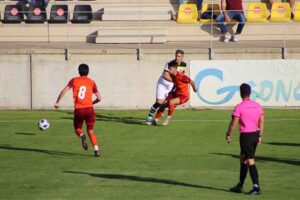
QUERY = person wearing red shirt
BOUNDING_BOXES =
[154,61,197,126]
[54,64,102,157]
[216,0,246,42]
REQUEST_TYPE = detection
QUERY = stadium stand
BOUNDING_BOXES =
[176,4,198,23]
[49,4,68,23]
[200,3,220,23]
[0,0,299,44]
[270,2,291,22]
[25,5,47,23]
[3,4,23,23]
[294,1,300,21]
[246,2,268,23]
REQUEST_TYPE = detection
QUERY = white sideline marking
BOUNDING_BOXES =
[0,119,299,123]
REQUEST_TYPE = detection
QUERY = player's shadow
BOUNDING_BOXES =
[15,132,36,136]
[212,153,300,166]
[64,171,228,192]
[95,113,144,126]
[0,145,86,157]
[264,142,300,147]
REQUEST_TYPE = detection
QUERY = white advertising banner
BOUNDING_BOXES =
[190,60,300,107]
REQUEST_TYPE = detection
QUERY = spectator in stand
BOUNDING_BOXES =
[215,0,245,42]
[17,0,50,9]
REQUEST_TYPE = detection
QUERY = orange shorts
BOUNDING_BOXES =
[166,92,189,104]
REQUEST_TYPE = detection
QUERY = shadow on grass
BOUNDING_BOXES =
[64,171,228,192]
[212,153,300,166]
[15,132,36,136]
[57,110,145,126]
[264,142,300,147]
[0,145,87,157]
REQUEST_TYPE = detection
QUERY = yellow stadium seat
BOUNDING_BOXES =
[270,2,291,22]
[200,3,220,23]
[247,3,268,22]
[176,4,198,24]
[294,2,300,22]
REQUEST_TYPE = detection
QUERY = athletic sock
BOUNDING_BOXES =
[148,102,161,118]
[239,162,248,185]
[76,128,84,137]
[249,165,259,188]
[88,132,98,147]
[168,104,175,117]
[94,145,99,151]
[155,104,167,120]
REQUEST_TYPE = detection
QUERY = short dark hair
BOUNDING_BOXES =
[78,64,89,76]
[168,60,178,69]
[240,83,251,98]
[175,49,184,55]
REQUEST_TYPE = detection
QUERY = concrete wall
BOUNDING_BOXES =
[1,50,300,109]
[0,55,31,109]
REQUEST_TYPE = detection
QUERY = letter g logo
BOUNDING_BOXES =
[194,68,240,105]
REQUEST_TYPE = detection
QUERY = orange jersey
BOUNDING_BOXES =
[173,72,191,97]
[67,76,98,109]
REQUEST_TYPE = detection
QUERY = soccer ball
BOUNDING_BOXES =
[38,119,50,131]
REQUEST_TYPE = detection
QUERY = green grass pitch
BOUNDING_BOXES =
[0,109,299,200]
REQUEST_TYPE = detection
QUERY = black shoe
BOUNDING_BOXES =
[247,187,261,195]
[230,183,244,193]
[94,150,101,157]
[81,135,88,151]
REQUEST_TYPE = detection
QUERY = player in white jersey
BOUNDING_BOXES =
[145,50,187,125]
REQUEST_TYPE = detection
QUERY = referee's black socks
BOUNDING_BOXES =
[239,162,248,185]
[249,165,260,188]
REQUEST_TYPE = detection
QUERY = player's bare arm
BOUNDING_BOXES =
[225,116,239,144]
[190,80,198,92]
[258,115,264,144]
[93,92,102,105]
[54,86,71,108]
[162,70,173,82]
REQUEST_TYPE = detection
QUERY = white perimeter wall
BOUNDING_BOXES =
[1,53,300,109]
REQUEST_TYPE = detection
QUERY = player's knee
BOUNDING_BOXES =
[156,99,164,104]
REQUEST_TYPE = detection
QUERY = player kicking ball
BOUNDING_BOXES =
[153,61,197,126]
[54,64,102,157]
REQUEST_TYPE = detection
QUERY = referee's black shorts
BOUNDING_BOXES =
[240,132,259,159]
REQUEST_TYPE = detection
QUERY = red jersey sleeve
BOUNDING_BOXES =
[67,78,74,88]
[93,82,99,93]
[181,75,192,84]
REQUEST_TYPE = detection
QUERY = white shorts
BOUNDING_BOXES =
[156,77,174,100]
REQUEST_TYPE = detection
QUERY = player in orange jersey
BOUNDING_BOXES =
[54,64,102,157]
[154,61,197,126]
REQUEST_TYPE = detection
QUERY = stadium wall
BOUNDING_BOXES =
[0,51,300,109]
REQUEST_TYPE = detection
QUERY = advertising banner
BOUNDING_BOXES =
[190,60,300,107]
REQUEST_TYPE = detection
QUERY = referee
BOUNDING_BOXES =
[225,83,264,195]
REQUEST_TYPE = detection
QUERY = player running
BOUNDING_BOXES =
[145,49,186,125]
[54,64,102,157]
[153,61,197,125]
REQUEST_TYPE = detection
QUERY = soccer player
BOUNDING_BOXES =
[225,83,264,195]
[145,49,187,125]
[154,61,197,125]
[54,64,102,157]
